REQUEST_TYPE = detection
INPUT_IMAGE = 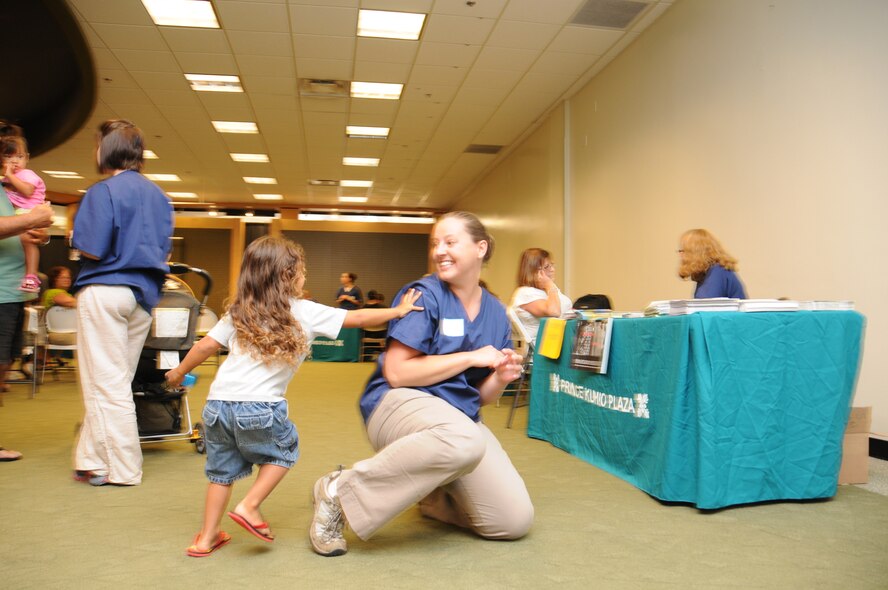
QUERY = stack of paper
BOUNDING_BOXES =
[738,299,800,312]
[667,298,741,315]
[644,301,670,316]
[644,299,741,316]
[798,300,855,311]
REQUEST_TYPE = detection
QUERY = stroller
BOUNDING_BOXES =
[132,263,214,454]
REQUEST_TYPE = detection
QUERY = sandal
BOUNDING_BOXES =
[0,448,23,462]
[186,531,231,557]
[19,275,41,293]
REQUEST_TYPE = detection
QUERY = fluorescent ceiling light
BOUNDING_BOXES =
[143,150,158,159]
[208,209,219,216]
[77,189,87,193]
[340,179,373,188]
[144,173,182,182]
[243,177,277,184]
[42,170,83,179]
[141,0,220,28]
[231,153,270,163]
[343,157,380,167]
[244,210,254,217]
[358,9,426,40]
[253,194,283,201]
[346,126,390,139]
[298,213,434,224]
[308,179,339,186]
[212,121,258,134]
[167,192,198,199]
[185,73,243,92]
[338,196,368,203]
[351,81,403,100]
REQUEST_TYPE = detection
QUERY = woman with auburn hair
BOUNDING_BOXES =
[677,229,747,299]
[508,248,571,346]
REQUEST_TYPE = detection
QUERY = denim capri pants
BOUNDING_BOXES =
[202,400,299,485]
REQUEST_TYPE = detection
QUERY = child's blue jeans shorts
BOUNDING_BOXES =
[202,400,299,484]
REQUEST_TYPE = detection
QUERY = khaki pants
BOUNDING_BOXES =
[338,388,534,541]
[74,285,152,485]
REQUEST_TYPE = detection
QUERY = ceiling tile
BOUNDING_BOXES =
[431,0,507,19]
[91,24,166,51]
[160,29,231,53]
[176,53,239,74]
[355,38,419,65]
[501,0,585,24]
[548,26,625,55]
[68,0,154,25]
[228,31,293,57]
[150,90,203,107]
[473,46,540,72]
[289,5,358,36]
[300,97,349,114]
[113,49,180,73]
[422,14,495,45]
[408,64,468,87]
[293,35,355,61]
[415,42,481,67]
[97,69,142,89]
[241,75,297,95]
[295,58,354,80]
[486,20,560,50]
[354,60,412,83]
[90,47,124,70]
[530,51,597,77]
[235,55,297,77]
[215,1,291,32]
[129,71,191,92]
[463,68,523,89]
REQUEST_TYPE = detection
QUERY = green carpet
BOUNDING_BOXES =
[1,363,886,589]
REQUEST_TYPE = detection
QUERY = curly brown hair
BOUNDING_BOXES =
[226,236,309,365]
[678,229,738,282]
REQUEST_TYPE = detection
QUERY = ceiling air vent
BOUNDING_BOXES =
[570,0,650,30]
[464,144,503,155]
[299,79,349,98]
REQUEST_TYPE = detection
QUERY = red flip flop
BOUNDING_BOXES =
[227,511,274,542]
[186,531,231,557]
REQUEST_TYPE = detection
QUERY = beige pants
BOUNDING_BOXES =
[73,285,152,485]
[337,388,534,541]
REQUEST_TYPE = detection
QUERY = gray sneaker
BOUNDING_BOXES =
[310,469,347,556]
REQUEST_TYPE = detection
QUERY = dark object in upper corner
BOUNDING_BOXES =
[573,294,613,310]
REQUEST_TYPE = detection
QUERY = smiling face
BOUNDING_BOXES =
[430,216,487,286]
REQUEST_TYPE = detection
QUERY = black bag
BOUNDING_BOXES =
[135,396,183,435]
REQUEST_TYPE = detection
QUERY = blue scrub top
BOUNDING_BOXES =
[72,170,173,311]
[359,274,512,423]
[694,264,747,299]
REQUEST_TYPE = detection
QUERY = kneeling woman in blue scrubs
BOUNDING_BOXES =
[309,211,533,557]
[678,228,748,299]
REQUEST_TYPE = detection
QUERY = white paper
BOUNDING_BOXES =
[158,350,180,370]
[154,308,191,338]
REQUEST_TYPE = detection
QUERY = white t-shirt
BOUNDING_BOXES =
[509,286,572,346]
[206,298,347,402]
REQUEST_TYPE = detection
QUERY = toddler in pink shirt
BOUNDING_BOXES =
[2,135,47,292]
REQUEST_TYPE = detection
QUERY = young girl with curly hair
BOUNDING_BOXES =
[166,236,422,557]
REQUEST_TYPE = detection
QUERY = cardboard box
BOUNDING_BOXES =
[838,407,872,485]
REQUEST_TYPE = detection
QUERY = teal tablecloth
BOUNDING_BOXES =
[528,312,865,509]
[310,327,361,362]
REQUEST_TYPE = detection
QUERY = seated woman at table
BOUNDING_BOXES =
[42,266,77,309]
[677,229,747,299]
[508,248,572,346]
[308,211,531,557]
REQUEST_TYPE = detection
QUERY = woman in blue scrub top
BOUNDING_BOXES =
[71,120,173,487]
[677,228,747,299]
[308,211,533,557]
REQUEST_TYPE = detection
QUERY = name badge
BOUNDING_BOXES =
[441,318,465,337]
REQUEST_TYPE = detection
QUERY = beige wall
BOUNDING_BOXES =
[453,104,566,303]
[458,0,888,437]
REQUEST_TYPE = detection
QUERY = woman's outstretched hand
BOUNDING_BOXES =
[394,288,424,317]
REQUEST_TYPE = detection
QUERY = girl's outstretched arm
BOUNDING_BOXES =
[342,288,422,328]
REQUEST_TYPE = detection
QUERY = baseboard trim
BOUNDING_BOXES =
[870,437,888,461]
